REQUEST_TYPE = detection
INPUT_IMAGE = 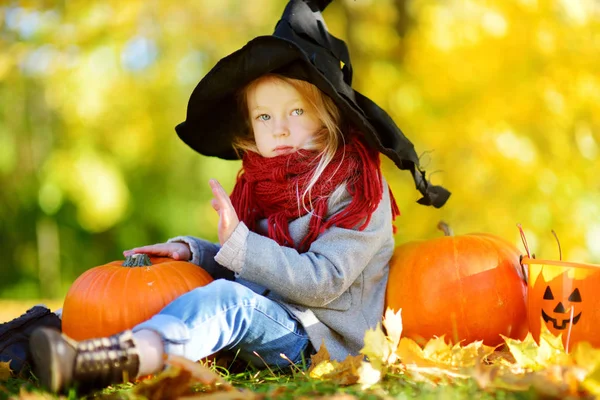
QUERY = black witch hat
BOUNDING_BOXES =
[175,0,450,207]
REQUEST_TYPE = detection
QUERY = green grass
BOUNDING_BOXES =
[228,369,541,400]
[1,365,541,400]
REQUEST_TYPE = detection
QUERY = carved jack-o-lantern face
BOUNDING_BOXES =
[541,286,582,330]
[525,257,600,350]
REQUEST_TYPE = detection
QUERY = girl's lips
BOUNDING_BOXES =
[274,146,294,154]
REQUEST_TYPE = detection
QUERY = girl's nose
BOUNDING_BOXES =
[273,120,290,137]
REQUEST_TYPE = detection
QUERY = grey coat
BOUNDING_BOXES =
[170,180,394,361]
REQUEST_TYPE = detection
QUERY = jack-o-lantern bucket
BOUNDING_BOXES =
[523,257,600,350]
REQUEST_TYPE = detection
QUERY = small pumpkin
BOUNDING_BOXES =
[524,257,600,350]
[62,254,213,340]
[385,222,528,346]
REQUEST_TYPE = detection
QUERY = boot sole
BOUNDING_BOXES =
[30,328,64,393]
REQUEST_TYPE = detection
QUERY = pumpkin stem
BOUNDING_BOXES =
[437,221,453,236]
[551,230,562,260]
[123,254,153,267]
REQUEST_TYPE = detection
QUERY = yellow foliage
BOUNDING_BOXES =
[0,360,13,381]
[360,308,402,372]
[398,336,495,369]
[308,340,331,373]
[309,342,363,386]
[371,0,600,263]
[501,323,572,370]
[355,305,600,397]
[2,0,600,296]
[132,355,250,400]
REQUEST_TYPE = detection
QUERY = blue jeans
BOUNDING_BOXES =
[132,279,313,368]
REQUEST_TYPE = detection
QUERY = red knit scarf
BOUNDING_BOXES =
[230,133,400,252]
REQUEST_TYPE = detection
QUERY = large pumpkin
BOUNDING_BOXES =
[62,254,213,340]
[385,222,528,346]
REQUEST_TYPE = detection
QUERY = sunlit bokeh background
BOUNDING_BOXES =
[1,0,599,308]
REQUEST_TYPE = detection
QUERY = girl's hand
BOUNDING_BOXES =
[209,179,240,245]
[123,242,191,261]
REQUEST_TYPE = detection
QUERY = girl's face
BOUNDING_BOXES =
[246,78,323,158]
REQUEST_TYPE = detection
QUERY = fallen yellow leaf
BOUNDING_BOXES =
[134,355,236,400]
[166,355,231,388]
[397,335,493,370]
[360,322,391,372]
[360,308,403,372]
[501,322,571,371]
[133,365,195,400]
[382,308,402,360]
[0,360,13,381]
[309,359,338,379]
[308,340,330,375]
[357,361,382,388]
[309,354,363,386]
[396,337,437,368]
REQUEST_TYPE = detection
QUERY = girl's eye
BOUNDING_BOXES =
[291,108,304,116]
[257,114,271,121]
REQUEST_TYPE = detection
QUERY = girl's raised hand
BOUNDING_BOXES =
[209,179,240,245]
[123,242,191,261]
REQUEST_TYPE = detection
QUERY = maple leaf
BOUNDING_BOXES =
[308,342,363,386]
[449,341,496,367]
[582,366,600,396]
[134,355,237,400]
[421,336,453,364]
[309,359,337,379]
[396,337,437,368]
[572,341,600,372]
[360,308,403,372]
[360,323,390,372]
[397,335,494,369]
[166,355,232,388]
[321,355,363,385]
[308,340,330,375]
[133,365,195,400]
[473,321,600,397]
[572,342,600,396]
[309,358,362,385]
[483,348,516,366]
[0,360,13,382]
[501,321,571,371]
[474,361,587,398]
[357,361,382,388]
[382,308,403,361]
[395,335,495,386]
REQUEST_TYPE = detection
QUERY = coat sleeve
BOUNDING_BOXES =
[214,183,393,307]
[168,236,235,281]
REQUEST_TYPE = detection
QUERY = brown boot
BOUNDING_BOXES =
[29,328,140,394]
[0,305,61,374]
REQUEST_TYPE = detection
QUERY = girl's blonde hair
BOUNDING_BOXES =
[233,73,344,211]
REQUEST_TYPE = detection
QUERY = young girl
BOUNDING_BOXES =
[29,0,449,393]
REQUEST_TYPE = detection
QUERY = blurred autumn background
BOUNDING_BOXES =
[1,0,599,316]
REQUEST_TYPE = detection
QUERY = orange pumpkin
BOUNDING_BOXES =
[524,257,600,350]
[62,254,213,340]
[385,222,528,346]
